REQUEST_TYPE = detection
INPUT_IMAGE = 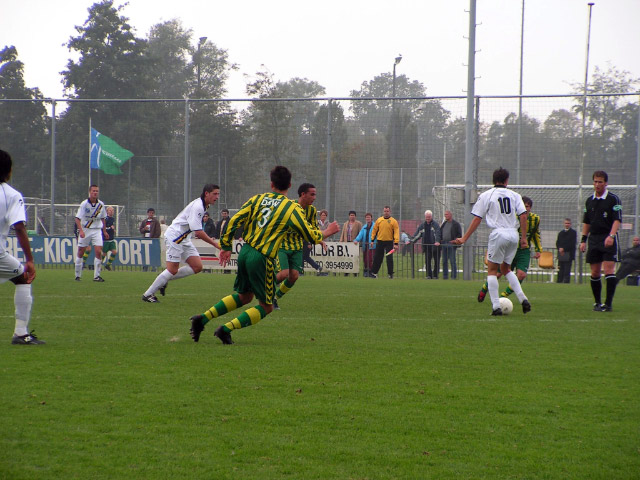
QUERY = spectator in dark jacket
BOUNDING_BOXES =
[202,212,215,237]
[440,210,463,279]
[412,210,441,279]
[215,209,230,239]
[556,218,577,283]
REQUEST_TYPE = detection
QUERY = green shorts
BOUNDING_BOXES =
[103,240,117,252]
[510,248,531,273]
[277,248,304,274]
[234,244,275,305]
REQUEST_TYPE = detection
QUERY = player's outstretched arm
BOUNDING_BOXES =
[13,222,35,283]
[454,216,482,245]
[194,229,221,250]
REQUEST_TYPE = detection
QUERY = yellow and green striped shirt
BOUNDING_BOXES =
[280,203,318,251]
[221,192,323,259]
[518,212,542,252]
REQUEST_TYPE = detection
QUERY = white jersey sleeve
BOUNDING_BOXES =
[0,184,27,256]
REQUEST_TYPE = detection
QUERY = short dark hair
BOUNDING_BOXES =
[522,196,532,207]
[493,167,509,185]
[365,212,373,218]
[221,208,229,214]
[147,208,155,213]
[349,210,356,216]
[298,182,315,197]
[0,149,12,183]
[593,170,608,182]
[203,212,209,217]
[200,184,220,202]
[271,166,291,191]
[89,184,99,191]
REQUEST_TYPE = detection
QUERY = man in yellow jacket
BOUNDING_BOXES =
[369,206,400,279]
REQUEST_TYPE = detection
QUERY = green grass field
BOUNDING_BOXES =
[1,269,639,479]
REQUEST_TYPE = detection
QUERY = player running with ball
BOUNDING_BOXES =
[454,167,532,316]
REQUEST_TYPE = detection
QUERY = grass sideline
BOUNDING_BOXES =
[1,269,639,479]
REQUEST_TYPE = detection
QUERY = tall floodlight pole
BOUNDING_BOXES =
[463,0,477,280]
[516,0,525,185]
[325,99,333,214]
[635,93,640,236]
[197,36,207,95]
[49,101,56,234]
[577,2,595,284]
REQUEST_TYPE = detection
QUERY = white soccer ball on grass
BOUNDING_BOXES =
[499,297,513,315]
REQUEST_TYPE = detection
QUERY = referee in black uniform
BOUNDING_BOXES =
[579,170,622,312]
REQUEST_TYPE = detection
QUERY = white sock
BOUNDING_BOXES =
[505,271,527,303]
[144,269,174,296]
[75,256,83,278]
[172,265,196,280]
[487,275,500,310]
[94,257,102,278]
[14,284,32,336]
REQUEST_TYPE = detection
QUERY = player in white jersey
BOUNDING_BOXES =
[0,150,45,344]
[142,184,221,302]
[454,167,532,315]
[74,185,108,282]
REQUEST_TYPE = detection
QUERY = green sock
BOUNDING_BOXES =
[481,281,488,293]
[202,293,243,325]
[223,305,267,332]
[275,279,294,299]
[82,251,90,264]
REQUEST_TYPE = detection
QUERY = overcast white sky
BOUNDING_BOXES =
[2,0,639,101]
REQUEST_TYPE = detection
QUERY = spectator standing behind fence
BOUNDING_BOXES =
[580,170,622,312]
[215,209,230,239]
[101,206,117,271]
[339,211,362,276]
[556,218,577,283]
[318,209,329,232]
[339,211,362,243]
[202,212,215,237]
[1,150,45,345]
[400,231,411,256]
[412,210,441,279]
[140,208,161,272]
[354,213,376,277]
[369,206,399,279]
[440,210,462,280]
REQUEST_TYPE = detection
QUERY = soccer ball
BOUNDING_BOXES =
[499,297,513,315]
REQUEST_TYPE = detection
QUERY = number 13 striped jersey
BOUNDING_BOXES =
[221,192,323,258]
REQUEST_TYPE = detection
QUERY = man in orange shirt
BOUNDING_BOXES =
[369,206,399,279]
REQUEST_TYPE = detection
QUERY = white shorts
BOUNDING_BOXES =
[0,252,24,284]
[487,228,518,265]
[78,229,104,248]
[165,237,199,264]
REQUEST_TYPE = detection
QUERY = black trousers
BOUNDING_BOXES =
[424,245,440,278]
[557,260,573,283]
[372,240,394,275]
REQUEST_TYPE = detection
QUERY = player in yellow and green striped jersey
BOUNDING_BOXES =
[189,166,340,345]
[478,196,542,301]
[272,183,328,309]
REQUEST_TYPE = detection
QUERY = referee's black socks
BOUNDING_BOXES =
[590,276,602,305]
[604,274,617,307]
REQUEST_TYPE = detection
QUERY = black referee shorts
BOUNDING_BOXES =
[586,233,620,264]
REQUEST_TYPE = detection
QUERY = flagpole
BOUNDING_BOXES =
[89,118,92,189]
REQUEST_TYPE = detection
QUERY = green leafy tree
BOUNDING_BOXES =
[0,46,49,195]
[572,64,639,163]
[244,70,325,171]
